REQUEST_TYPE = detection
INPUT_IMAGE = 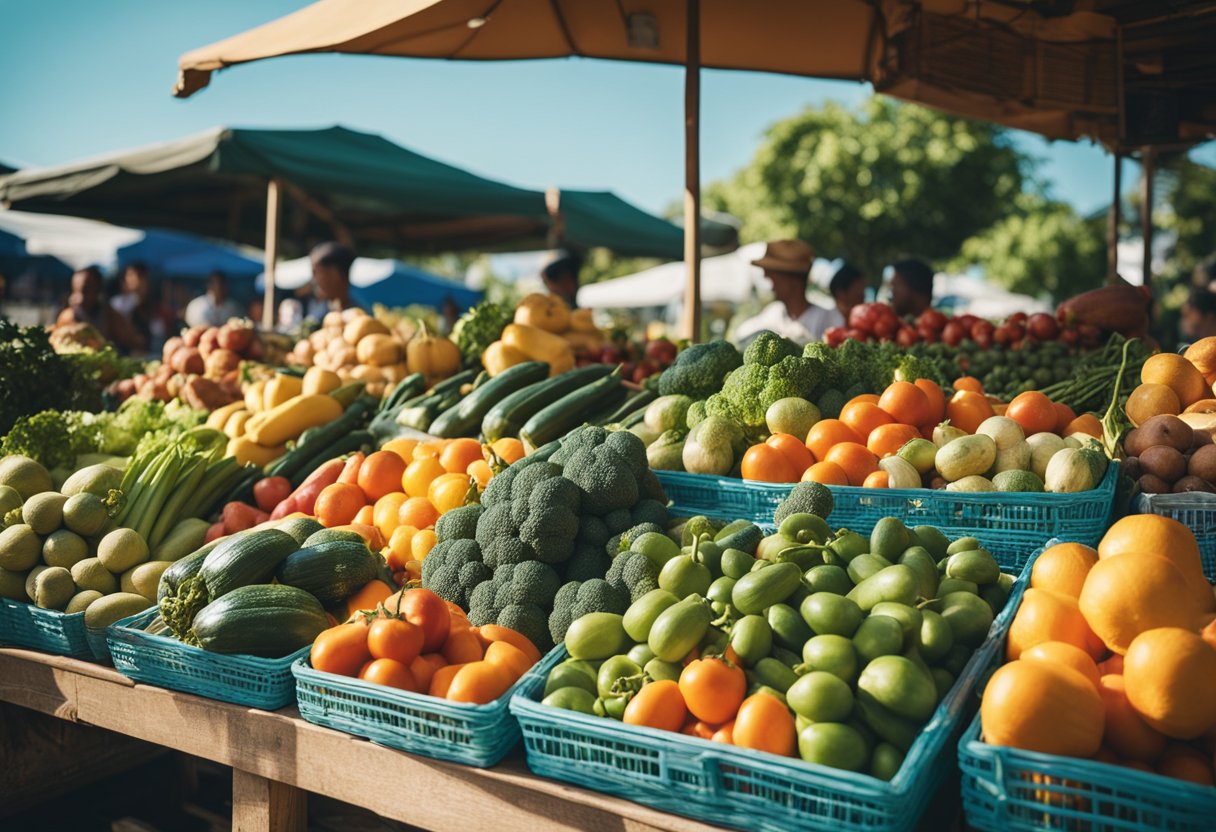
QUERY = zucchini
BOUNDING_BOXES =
[275,516,325,545]
[588,387,629,426]
[198,529,299,601]
[190,584,327,657]
[156,540,219,603]
[274,540,381,605]
[600,389,656,426]
[482,364,614,442]
[380,372,426,412]
[430,369,478,397]
[520,369,623,451]
[428,361,549,438]
[397,390,461,433]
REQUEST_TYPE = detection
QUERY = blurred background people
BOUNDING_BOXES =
[185,270,242,327]
[888,258,935,318]
[829,262,867,322]
[541,251,583,309]
[305,241,358,321]
[110,262,176,353]
[1182,286,1216,342]
[734,239,840,347]
[57,266,140,351]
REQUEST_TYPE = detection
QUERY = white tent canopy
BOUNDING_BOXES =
[0,210,142,271]
[259,256,400,291]
[932,273,1052,318]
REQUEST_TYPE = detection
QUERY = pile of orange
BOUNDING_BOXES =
[981,517,1216,788]
[311,436,524,582]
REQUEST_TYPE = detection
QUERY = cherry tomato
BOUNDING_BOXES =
[310,622,371,677]
[823,326,848,347]
[386,588,451,651]
[252,476,292,513]
[1027,312,1059,341]
[942,321,967,347]
[367,617,424,665]
[916,309,949,332]
[895,326,919,348]
[358,658,419,691]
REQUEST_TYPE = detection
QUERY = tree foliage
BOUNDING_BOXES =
[704,98,1025,276]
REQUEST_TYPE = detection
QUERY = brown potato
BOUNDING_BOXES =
[1172,475,1216,494]
[1137,414,1193,453]
[1139,445,1187,484]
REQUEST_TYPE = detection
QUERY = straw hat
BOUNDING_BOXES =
[751,239,814,276]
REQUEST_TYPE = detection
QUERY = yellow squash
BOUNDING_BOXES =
[502,323,574,376]
[244,393,343,446]
[226,436,288,467]
[263,373,304,410]
[302,366,342,396]
[514,292,570,333]
[407,327,461,384]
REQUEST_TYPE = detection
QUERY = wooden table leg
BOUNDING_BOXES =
[232,767,307,832]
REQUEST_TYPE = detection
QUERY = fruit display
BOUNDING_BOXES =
[308,586,542,703]
[540,487,1014,778]
[977,517,1216,787]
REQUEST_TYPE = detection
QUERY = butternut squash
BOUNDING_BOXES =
[514,292,570,333]
[244,394,344,446]
[502,323,574,373]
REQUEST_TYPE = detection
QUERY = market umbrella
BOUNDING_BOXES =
[257,255,483,311]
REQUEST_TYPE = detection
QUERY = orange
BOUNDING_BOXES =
[1079,553,1205,654]
[1052,402,1077,435]
[402,456,446,499]
[765,433,815,474]
[741,444,800,483]
[840,401,894,444]
[806,419,862,462]
[954,376,984,394]
[412,440,446,460]
[1141,352,1209,407]
[1065,414,1103,438]
[914,378,947,423]
[357,450,408,502]
[844,393,880,408]
[1007,588,1103,661]
[866,423,921,459]
[380,438,419,461]
[981,660,1104,757]
[398,496,440,530]
[862,470,889,488]
[823,442,879,487]
[1098,515,1215,614]
[1124,628,1216,740]
[373,492,410,538]
[947,390,994,434]
[429,472,474,514]
[1183,336,1216,377]
[1006,391,1057,435]
[1098,674,1167,762]
[1125,383,1182,426]
[489,437,525,465]
[439,438,486,475]
[467,459,493,489]
[878,381,931,427]
[1030,541,1098,600]
[353,504,375,526]
[314,482,367,528]
[1021,641,1101,690]
[386,525,420,571]
[1156,744,1216,786]
[411,529,438,561]
[802,461,848,486]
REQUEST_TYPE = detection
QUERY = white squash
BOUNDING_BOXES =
[976,416,1025,450]
[1026,432,1067,480]
[1044,448,1096,493]
[879,456,921,489]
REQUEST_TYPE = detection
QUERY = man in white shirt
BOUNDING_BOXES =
[185,271,242,327]
[734,240,843,347]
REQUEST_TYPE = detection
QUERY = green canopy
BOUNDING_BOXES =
[555,190,735,258]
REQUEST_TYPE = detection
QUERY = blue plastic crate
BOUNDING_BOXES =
[657,466,1117,570]
[959,712,1216,831]
[1133,491,1216,578]
[108,609,306,709]
[292,646,562,768]
[509,544,1050,832]
[0,598,96,661]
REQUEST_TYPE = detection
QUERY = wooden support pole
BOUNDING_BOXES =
[1107,152,1122,283]
[263,179,281,330]
[232,768,307,832]
[1140,147,1155,288]
[681,0,702,342]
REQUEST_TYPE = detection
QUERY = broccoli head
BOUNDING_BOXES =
[706,353,823,429]
[599,429,649,480]
[475,502,535,568]
[743,331,802,368]
[563,446,639,515]
[606,521,665,557]
[492,560,562,610]
[657,340,742,399]
[468,580,501,626]
[604,508,633,535]
[630,499,669,529]
[773,481,835,524]
[496,603,552,653]
[575,515,610,549]
[420,539,488,608]
[815,388,848,420]
[685,400,708,429]
[434,503,483,542]
[480,461,519,508]
[519,509,578,564]
[548,578,630,644]
[563,541,613,583]
[605,550,660,603]
[550,425,610,466]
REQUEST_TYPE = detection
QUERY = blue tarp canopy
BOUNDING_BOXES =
[257,256,482,312]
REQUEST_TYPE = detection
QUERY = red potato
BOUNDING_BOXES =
[253,477,292,513]
[182,325,208,347]
[218,323,254,353]
[198,327,222,358]
[205,348,241,378]
[162,336,184,363]
[222,501,262,534]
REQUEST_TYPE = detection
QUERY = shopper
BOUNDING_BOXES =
[829,262,867,322]
[734,239,841,348]
[889,258,935,318]
[57,267,141,352]
[305,241,359,321]
[185,271,242,327]
[1182,287,1216,342]
[541,251,582,310]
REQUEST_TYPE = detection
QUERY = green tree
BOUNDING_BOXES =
[950,194,1107,299]
[704,97,1026,276]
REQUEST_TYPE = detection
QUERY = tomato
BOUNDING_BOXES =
[916,325,939,344]
[476,624,542,665]
[623,680,688,732]
[872,316,899,341]
[1060,327,1079,346]
[447,661,513,704]
[845,328,870,342]
[428,662,465,697]
[733,693,796,756]
[483,639,533,683]
[683,719,718,739]
[678,657,746,724]
[252,476,292,513]
[916,309,948,332]
[1027,312,1059,341]
[386,588,451,651]
[895,326,919,348]
[993,324,1014,346]
[823,326,848,347]
[442,627,485,665]
[367,617,424,666]
[409,653,446,690]
[848,303,878,333]
[1007,311,1029,326]
[711,721,735,744]
[310,622,371,677]
[358,657,419,692]
[955,314,980,331]
[941,321,967,347]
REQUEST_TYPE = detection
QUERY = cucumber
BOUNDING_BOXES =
[274,540,380,605]
[587,387,630,426]
[599,390,656,426]
[198,529,299,600]
[519,369,623,451]
[190,584,328,657]
[157,542,219,604]
[428,361,549,438]
[481,365,614,442]
[380,372,427,412]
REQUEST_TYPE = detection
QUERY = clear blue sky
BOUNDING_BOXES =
[2,1,1212,222]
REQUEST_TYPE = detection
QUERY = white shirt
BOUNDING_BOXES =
[734,301,844,348]
[185,294,242,328]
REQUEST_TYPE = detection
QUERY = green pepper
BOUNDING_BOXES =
[596,654,644,699]
[778,512,832,545]
[594,694,631,720]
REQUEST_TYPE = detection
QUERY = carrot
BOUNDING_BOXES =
[270,457,343,519]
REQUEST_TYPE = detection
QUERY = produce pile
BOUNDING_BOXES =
[978,516,1216,787]
[539,487,1013,776]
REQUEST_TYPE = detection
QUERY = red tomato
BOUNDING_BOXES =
[310,622,371,677]
[387,588,452,652]
[823,326,848,347]
[845,328,870,342]
[1027,313,1060,341]
[252,476,292,513]
[1007,311,1029,326]
[848,303,878,333]
[941,321,967,347]
[916,325,939,344]
[873,317,899,340]
[895,326,919,348]
[916,309,949,332]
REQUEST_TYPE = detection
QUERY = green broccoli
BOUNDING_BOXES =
[475,503,534,568]
[606,521,665,557]
[743,331,801,367]
[516,477,581,564]
[492,561,562,610]
[434,504,483,542]
[563,542,613,583]
[479,462,520,508]
[563,447,639,515]
[706,353,823,430]
[605,550,660,603]
[547,578,630,644]
[630,499,669,529]
[815,388,848,420]
[685,400,708,429]
[575,515,610,549]
[420,539,489,608]
[550,425,610,466]
[657,340,742,399]
[773,481,835,524]
[604,509,633,535]
[497,603,553,653]
[468,580,501,626]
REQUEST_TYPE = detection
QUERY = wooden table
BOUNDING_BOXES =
[0,648,723,832]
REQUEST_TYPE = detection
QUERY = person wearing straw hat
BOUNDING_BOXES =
[734,239,843,348]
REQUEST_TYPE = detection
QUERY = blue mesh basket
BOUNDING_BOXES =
[1133,492,1216,578]
[108,609,306,709]
[292,647,562,768]
[509,544,1050,832]
[0,597,96,660]
[657,466,1117,570]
